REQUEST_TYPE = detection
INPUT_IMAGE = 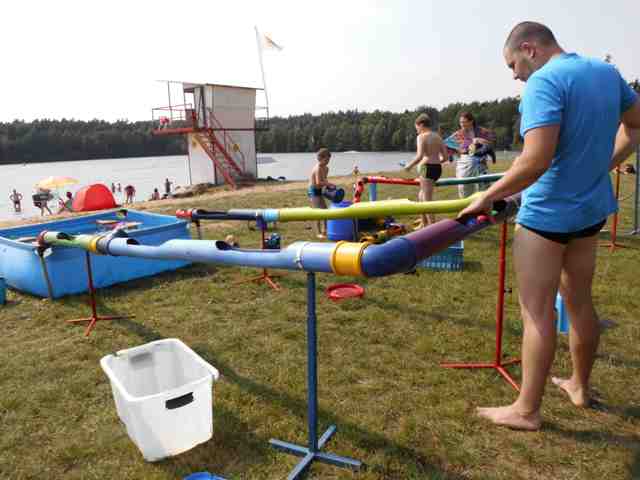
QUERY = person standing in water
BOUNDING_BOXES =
[124,184,136,204]
[9,189,23,212]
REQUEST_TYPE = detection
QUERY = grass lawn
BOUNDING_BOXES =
[1,158,639,479]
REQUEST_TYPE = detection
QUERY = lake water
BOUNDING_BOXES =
[0,152,415,222]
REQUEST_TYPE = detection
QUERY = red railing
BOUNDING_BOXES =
[206,109,247,173]
[152,103,269,133]
[151,103,196,127]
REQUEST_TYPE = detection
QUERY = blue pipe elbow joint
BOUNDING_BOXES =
[361,237,417,277]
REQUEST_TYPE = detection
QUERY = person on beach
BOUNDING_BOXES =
[117,183,122,193]
[33,188,53,216]
[111,182,116,194]
[57,191,74,214]
[150,188,161,201]
[403,113,448,228]
[308,147,335,238]
[164,178,173,196]
[158,116,171,130]
[124,184,136,204]
[449,112,496,198]
[9,189,23,212]
[458,21,640,431]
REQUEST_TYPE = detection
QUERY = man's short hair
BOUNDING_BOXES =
[317,147,331,160]
[504,21,557,52]
[415,113,432,128]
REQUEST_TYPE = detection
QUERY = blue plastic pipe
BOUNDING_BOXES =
[39,196,519,278]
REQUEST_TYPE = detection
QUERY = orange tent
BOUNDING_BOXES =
[72,184,117,212]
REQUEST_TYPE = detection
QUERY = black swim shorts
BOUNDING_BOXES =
[520,219,606,245]
[418,164,442,182]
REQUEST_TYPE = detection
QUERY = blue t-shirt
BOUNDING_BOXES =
[516,53,638,232]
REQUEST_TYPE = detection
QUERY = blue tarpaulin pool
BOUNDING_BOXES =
[0,209,191,298]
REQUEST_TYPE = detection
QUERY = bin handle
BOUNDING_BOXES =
[206,364,220,381]
[117,340,164,359]
[166,392,194,410]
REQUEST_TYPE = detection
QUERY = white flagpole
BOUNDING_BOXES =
[255,26,270,120]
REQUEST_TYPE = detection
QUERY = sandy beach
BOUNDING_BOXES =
[0,177,359,229]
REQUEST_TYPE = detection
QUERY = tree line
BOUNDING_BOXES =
[0,119,185,165]
[1,79,638,164]
[257,78,640,154]
[256,98,521,154]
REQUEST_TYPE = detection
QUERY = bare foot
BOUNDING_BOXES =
[476,405,542,431]
[551,377,590,407]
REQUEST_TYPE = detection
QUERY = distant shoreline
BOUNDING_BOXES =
[0,153,187,167]
[1,149,523,167]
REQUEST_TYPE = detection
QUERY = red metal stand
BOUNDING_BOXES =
[244,267,282,290]
[441,221,521,391]
[236,226,281,291]
[67,251,133,337]
[601,167,628,252]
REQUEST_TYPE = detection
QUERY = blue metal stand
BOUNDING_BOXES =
[269,272,362,479]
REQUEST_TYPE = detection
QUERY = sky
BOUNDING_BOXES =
[1,0,639,122]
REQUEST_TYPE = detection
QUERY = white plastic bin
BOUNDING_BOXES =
[100,338,220,462]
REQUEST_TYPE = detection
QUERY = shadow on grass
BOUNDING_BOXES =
[152,403,271,480]
[101,263,220,299]
[545,424,640,479]
[461,260,484,273]
[112,317,165,344]
[344,290,417,315]
[590,402,640,422]
[52,263,220,314]
[190,343,468,480]
[594,352,640,370]
[420,306,522,338]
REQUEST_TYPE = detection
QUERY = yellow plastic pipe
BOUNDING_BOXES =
[278,193,481,222]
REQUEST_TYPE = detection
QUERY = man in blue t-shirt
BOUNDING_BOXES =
[459,21,640,430]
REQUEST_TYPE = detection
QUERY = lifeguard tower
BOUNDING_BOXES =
[152,81,268,189]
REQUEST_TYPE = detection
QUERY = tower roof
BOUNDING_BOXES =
[159,79,263,92]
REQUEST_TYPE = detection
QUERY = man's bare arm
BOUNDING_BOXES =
[611,99,640,170]
[480,125,560,203]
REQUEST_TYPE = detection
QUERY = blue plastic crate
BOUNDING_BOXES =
[417,241,464,271]
[184,473,227,480]
[555,293,569,334]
